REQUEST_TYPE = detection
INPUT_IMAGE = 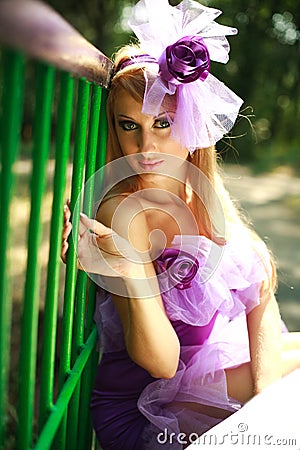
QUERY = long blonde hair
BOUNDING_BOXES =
[105,44,277,289]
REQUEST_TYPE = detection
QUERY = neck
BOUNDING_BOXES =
[140,173,185,196]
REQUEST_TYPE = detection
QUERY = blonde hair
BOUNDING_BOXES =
[105,44,277,290]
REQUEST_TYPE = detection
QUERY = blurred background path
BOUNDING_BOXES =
[224,164,300,331]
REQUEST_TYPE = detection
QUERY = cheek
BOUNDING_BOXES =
[181,148,189,160]
[119,141,136,156]
[116,132,135,156]
[168,141,189,160]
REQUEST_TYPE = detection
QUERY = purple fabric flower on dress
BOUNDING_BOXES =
[156,248,199,290]
[158,36,210,85]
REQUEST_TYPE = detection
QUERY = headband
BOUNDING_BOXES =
[114,0,243,152]
[115,54,158,72]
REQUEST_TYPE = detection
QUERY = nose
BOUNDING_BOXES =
[138,129,157,154]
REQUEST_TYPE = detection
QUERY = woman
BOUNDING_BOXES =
[62,1,300,448]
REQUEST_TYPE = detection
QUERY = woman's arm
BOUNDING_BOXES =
[92,195,180,379]
[112,282,180,379]
[247,282,282,394]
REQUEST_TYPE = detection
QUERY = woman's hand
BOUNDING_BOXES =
[61,202,147,279]
[61,200,72,263]
[78,213,146,278]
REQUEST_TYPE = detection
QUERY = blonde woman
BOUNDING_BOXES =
[62,1,300,448]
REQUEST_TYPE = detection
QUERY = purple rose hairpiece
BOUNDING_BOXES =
[114,0,243,152]
[159,35,210,85]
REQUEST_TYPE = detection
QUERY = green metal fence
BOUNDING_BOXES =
[0,2,112,449]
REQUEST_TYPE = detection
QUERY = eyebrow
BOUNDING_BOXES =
[155,111,175,118]
[116,111,175,121]
[116,114,134,120]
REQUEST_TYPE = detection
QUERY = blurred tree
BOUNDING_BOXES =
[45,0,300,170]
[207,0,300,167]
[47,0,135,57]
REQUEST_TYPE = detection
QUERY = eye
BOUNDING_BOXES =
[118,120,138,131]
[154,118,171,129]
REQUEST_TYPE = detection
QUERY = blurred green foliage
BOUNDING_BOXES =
[42,0,300,171]
[209,0,300,171]
[47,0,136,56]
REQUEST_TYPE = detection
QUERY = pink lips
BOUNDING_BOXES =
[138,159,164,171]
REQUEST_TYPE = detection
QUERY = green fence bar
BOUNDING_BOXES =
[56,78,91,449]
[84,84,103,214]
[59,78,91,386]
[97,89,108,169]
[84,86,106,340]
[0,50,25,446]
[73,84,102,362]
[0,4,113,444]
[77,343,99,450]
[34,327,98,450]
[0,46,108,450]
[66,81,103,450]
[16,62,55,450]
[85,88,108,338]
[77,87,107,450]
[68,83,103,450]
[39,71,75,431]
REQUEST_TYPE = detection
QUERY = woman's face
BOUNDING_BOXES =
[113,88,189,174]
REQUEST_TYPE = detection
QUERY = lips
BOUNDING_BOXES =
[138,159,164,170]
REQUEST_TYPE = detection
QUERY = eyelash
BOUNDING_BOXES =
[118,118,171,131]
[155,119,171,129]
[118,121,137,131]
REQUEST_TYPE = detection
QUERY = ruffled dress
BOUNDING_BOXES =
[90,235,273,449]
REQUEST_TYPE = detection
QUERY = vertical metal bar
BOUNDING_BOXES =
[66,383,81,450]
[77,340,99,450]
[84,84,103,214]
[0,50,25,447]
[33,327,97,450]
[88,87,108,450]
[75,84,102,450]
[79,86,108,450]
[16,63,55,450]
[86,282,97,337]
[67,82,102,450]
[39,72,74,431]
[59,78,91,385]
[96,88,108,169]
[86,86,107,335]
[56,78,90,449]
[73,83,102,359]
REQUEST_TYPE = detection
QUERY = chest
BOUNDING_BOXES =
[142,200,198,256]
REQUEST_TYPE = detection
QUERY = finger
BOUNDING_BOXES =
[61,240,69,263]
[80,213,113,238]
[64,203,71,221]
[62,222,72,240]
[79,218,88,237]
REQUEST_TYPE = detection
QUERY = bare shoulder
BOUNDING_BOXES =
[96,193,129,228]
[97,194,150,252]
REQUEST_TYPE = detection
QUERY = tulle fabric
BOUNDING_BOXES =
[129,0,237,62]
[93,235,272,448]
[127,0,243,150]
[158,234,272,324]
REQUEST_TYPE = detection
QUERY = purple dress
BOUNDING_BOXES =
[90,235,272,449]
